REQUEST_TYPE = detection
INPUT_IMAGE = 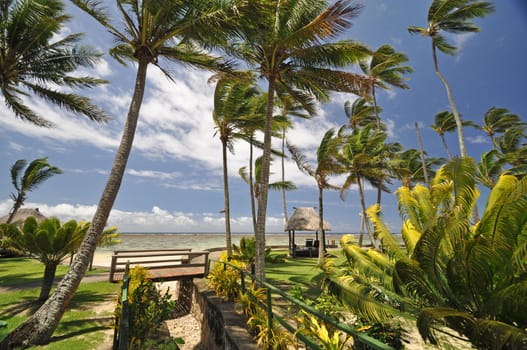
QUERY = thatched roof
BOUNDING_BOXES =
[0,208,47,225]
[285,207,331,231]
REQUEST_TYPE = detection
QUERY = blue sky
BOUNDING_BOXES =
[1,1,526,234]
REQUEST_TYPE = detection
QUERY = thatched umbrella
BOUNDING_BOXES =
[285,207,331,257]
[0,208,47,225]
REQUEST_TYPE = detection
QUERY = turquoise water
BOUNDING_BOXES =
[98,232,354,252]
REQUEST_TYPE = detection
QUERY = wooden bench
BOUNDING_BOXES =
[109,249,209,283]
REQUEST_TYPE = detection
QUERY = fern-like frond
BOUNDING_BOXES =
[366,204,406,260]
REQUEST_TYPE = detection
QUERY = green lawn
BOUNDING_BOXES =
[0,257,119,349]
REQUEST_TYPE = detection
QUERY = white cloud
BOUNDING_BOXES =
[0,199,286,232]
[467,135,488,144]
[127,169,182,180]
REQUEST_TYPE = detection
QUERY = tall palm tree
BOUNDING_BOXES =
[339,125,387,249]
[478,106,525,147]
[7,158,62,224]
[344,97,380,130]
[408,0,494,157]
[1,1,231,347]
[288,129,342,263]
[224,0,373,278]
[212,73,260,256]
[430,110,456,158]
[360,44,412,128]
[0,0,108,127]
[390,149,444,189]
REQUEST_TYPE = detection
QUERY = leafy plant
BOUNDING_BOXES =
[115,266,175,349]
[296,312,351,350]
[324,158,527,349]
[206,252,245,300]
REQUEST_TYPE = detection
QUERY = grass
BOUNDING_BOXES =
[0,257,119,349]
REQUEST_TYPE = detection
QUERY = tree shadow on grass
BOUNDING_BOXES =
[68,290,116,310]
[49,316,114,342]
[0,299,43,318]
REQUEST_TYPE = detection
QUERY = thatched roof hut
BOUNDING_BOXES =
[285,207,331,257]
[285,207,331,231]
[0,208,47,225]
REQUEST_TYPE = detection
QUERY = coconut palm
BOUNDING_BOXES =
[338,125,388,249]
[359,44,413,128]
[212,73,260,256]
[0,0,108,127]
[324,158,527,349]
[343,97,380,130]
[389,149,444,189]
[224,0,372,278]
[1,1,231,347]
[288,129,343,263]
[7,158,62,224]
[408,0,494,157]
[478,106,525,147]
[475,149,508,189]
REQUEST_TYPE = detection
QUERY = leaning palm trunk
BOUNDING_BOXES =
[358,176,378,250]
[221,140,233,256]
[415,122,430,188]
[0,61,149,349]
[249,136,257,234]
[39,262,59,301]
[432,44,466,158]
[432,44,478,222]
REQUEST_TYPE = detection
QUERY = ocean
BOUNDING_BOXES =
[96,232,359,252]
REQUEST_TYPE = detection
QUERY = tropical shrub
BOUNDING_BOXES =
[206,252,246,300]
[2,217,88,300]
[323,158,527,349]
[296,312,352,350]
[115,266,176,349]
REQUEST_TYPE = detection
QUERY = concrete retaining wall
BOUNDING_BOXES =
[191,279,258,350]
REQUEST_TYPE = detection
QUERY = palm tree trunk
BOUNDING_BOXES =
[441,135,453,159]
[39,262,59,301]
[432,43,467,158]
[249,136,257,234]
[281,129,289,226]
[317,185,326,265]
[6,198,23,224]
[0,60,149,349]
[372,87,381,129]
[222,140,233,257]
[254,77,276,279]
[415,122,430,188]
[358,176,378,250]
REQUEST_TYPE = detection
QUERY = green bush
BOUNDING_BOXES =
[115,266,176,349]
[206,252,246,300]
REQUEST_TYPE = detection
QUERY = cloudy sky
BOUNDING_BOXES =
[1,1,526,234]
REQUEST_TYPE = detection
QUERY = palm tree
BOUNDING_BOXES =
[0,0,108,127]
[430,111,456,158]
[360,44,413,128]
[338,125,387,249]
[212,73,260,256]
[324,158,527,348]
[408,0,494,157]
[1,1,231,347]
[288,129,342,263]
[390,149,444,189]
[478,106,525,147]
[7,158,62,224]
[344,97,380,130]
[224,0,373,278]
